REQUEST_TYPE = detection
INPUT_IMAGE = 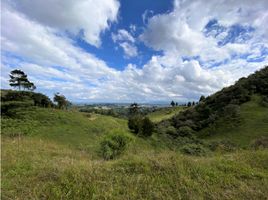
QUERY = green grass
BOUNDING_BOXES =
[2,136,268,199]
[2,104,268,199]
[199,95,268,147]
[147,106,185,122]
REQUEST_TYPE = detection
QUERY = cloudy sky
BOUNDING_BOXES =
[1,0,268,103]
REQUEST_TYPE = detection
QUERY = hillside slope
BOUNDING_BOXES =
[158,66,268,147]
[199,95,268,146]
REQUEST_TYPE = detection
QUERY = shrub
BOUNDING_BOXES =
[165,126,177,137]
[1,101,34,116]
[140,117,154,137]
[180,144,208,156]
[251,136,268,149]
[128,116,142,134]
[177,126,194,137]
[128,116,154,137]
[100,132,132,160]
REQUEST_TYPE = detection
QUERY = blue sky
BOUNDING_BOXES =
[1,0,268,103]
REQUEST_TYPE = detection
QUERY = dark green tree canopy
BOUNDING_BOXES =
[129,103,140,116]
[53,93,69,109]
[199,95,205,102]
[9,69,36,91]
[170,100,175,107]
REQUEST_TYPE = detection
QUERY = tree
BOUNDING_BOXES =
[53,93,68,109]
[199,95,205,102]
[128,115,142,134]
[129,103,139,116]
[140,117,154,137]
[192,101,195,106]
[175,102,178,106]
[170,100,175,107]
[187,102,192,107]
[9,69,36,91]
[24,82,36,91]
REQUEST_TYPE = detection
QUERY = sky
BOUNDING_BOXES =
[1,0,268,103]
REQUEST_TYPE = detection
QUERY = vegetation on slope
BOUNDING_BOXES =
[1,67,268,199]
[158,66,268,144]
[147,106,184,122]
[2,136,268,199]
[199,95,268,146]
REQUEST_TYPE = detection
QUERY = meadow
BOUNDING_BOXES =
[1,102,268,199]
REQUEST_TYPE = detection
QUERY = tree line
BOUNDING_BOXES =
[8,69,70,109]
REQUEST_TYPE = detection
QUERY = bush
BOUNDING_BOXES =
[100,132,132,160]
[128,116,142,134]
[165,126,177,137]
[140,117,154,137]
[177,126,194,137]
[128,116,154,137]
[180,144,208,156]
[1,101,34,116]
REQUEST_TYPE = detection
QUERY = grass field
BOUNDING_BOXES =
[147,106,184,122]
[1,100,268,199]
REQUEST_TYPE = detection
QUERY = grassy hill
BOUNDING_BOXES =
[1,105,268,199]
[1,67,268,199]
[199,95,268,147]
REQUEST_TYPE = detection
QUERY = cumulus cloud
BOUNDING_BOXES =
[112,29,135,43]
[1,3,118,100]
[140,0,268,62]
[112,29,138,58]
[119,42,138,58]
[5,0,120,47]
[1,0,267,103]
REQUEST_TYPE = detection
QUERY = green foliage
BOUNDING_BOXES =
[177,126,194,137]
[9,69,36,91]
[1,90,53,111]
[168,66,268,134]
[199,95,268,147]
[199,95,205,102]
[53,93,69,109]
[100,132,132,160]
[140,117,154,137]
[129,103,140,116]
[1,101,34,116]
[222,104,240,118]
[128,116,154,137]
[128,115,142,134]
[1,103,268,199]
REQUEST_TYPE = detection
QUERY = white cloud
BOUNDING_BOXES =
[112,29,138,58]
[1,0,267,103]
[112,29,135,43]
[5,0,120,47]
[119,42,138,58]
[140,0,268,62]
